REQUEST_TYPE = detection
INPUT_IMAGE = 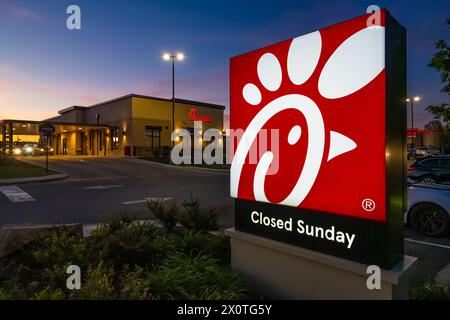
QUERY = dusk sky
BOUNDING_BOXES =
[0,0,449,128]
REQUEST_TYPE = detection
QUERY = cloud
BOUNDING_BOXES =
[0,2,43,22]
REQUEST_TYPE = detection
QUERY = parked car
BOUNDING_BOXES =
[33,143,54,156]
[408,155,450,184]
[18,143,54,156]
[11,142,27,155]
[406,182,450,237]
[415,147,428,157]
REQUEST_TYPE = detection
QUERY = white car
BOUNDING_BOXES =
[406,182,450,237]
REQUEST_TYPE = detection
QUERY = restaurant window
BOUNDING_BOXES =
[145,126,161,150]
[89,131,94,151]
[111,128,119,151]
[99,131,105,151]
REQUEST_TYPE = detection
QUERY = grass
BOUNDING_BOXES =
[0,158,55,179]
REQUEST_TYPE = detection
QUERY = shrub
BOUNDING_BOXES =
[178,196,220,233]
[411,282,450,300]
[3,228,87,289]
[71,262,116,300]
[89,219,171,269]
[121,253,250,300]
[0,216,252,300]
[176,231,230,265]
[33,287,65,300]
[147,199,179,232]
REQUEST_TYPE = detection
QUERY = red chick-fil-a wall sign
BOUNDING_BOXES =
[230,9,406,268]
[189,108,213,123]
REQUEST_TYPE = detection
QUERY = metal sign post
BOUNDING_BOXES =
[39,123,55,175]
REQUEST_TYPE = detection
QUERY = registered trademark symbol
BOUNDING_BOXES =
[362,198,376,212]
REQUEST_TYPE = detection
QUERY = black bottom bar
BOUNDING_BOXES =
[235,199,403,269]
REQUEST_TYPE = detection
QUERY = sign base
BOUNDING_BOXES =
[225,228,417,300]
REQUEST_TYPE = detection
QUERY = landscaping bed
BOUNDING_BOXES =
[0,158,55,180]
[0,197,254,300]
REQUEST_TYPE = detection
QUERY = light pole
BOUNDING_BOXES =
[95,114,100,156]
[406,96,420,150]
[163,52,184,148]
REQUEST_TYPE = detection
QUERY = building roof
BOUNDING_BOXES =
[82,94,226,111]
[58,105,89,114]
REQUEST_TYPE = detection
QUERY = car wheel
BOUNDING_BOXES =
[410,203,449,237]
[420,176,437,184]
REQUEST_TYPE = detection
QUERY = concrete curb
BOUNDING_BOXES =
[0,173,68,185]
[129,157,230,174]
[434,263,450,287]
[0,223,83,258]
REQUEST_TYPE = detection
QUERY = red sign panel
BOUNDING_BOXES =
[230,11,387,222]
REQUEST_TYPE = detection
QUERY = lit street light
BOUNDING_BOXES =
[406,96,420,150]
[162,52,185,148]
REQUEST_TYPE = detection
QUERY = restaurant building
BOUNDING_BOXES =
[0,94,225,157]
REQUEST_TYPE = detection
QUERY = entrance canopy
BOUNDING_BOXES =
[1,119,110,156]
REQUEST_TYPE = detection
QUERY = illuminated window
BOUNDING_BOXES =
[111,128,119,151]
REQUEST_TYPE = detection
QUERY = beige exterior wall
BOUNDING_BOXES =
[59,132,78,155]
[131,97,224,155]
[12,95,224,157]
[83,98,132,156]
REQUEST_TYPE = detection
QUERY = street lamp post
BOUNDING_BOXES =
[95,114,100,156]
[406,96,420,150]
[163,52,184,148]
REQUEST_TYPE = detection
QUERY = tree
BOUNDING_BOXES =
[428,19,450,94]
[424,119,445,132]
[426,103,450,129]
[426,19,450,153]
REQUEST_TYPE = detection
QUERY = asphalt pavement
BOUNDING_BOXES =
[0,156,232,226]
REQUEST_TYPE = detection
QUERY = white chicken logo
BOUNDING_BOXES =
[231,26,385,208]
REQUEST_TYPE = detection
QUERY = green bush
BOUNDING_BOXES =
[71,262,116,300]
[33,287,65,300]
[411,282,450,300]
[176,231,230,265]
[121,253,249,300]
[147,199,179,232]
[0,215,252,300]
[178,196,220,233]
[89,219,171,269]
[2,228,87,290]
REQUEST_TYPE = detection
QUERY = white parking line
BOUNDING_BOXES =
[0,186,36,203]
[405,238,450,250]
[122,197,172,205]
[84,185,124,190]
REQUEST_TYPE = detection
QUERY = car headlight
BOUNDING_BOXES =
[50,148,54,152]
[40,148,44,152]
[25,147,33,153]
[13,148,22,155]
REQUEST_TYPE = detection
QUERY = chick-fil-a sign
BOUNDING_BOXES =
[189,108,212,123]
[230,9,406,268]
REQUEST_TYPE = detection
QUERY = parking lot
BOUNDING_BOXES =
[0,156,449,285]
[0,156,231,225]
